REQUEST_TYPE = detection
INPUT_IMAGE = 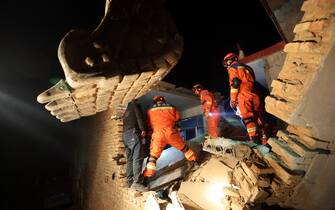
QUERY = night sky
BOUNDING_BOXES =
[0,0,281,209]
[164,0,282,95]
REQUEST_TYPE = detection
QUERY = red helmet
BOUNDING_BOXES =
[223,52,238,68]
[153,95,166,103]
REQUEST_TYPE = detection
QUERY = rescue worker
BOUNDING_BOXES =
[192,84,220,138]
[122,100,147,191]
[223,52,267,145]
[144,96,197,178]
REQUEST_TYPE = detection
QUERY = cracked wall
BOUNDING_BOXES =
[78,110,147,210]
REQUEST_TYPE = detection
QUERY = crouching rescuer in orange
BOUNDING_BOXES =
[143,96,197,177]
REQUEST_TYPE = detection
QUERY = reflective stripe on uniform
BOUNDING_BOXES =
[230,88,239,93]
[150,106,174,111]
[146,162,156,170]
[247,127,257,133]
[184,149,195,159]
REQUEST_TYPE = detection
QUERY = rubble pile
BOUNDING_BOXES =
[201,136,307,209]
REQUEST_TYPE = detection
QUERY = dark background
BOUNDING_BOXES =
[0,0,281,209]
[164,0,282,95]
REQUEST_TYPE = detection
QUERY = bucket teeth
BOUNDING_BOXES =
[37,80,71,104]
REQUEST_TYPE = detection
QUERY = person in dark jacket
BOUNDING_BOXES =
[122,100,147,190]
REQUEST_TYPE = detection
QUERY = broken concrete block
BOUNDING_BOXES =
[270,178,281,192]
[256,176,270,188]
[277,130,317,158]
[240,162,258,185]
[233,166,246,187]
[249,163,274,175]
[202,137,253,161]
[219,156,239,169]
[195,157,233,185]
[240,178,252,200]
[233,144,253,160]
[264,152,302,185]
[268,138,310,171]
[249,187,269,203]
[286,125,329,150]
[223,187,240,198]
[240,162,271,188]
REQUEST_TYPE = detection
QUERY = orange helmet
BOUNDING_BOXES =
[192,84,204,93]
[153,95,166,103]
[223,52,238,68]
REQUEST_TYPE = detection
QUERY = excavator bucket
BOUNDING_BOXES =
[37,0,183,122]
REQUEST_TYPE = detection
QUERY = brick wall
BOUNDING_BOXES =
[264,0,335,209]
[263,51,286,90]
[81,110,147,210]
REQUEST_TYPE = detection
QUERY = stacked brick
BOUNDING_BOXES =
[82,110,146,210]
[212,143,298,210]
[203,128,331,208]
[263,0,335,208]
[225,161,272,207]
[263,51,287,90]
[265,0,335,123]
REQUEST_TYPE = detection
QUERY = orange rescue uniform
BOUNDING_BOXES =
[228,61,266,142]
[199,90,220,138]
[144,102,196,177]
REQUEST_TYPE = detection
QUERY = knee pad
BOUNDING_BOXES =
[144,156,157,177]
[184,148,197,161]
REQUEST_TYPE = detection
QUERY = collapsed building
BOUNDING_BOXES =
[37,0,335,209]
